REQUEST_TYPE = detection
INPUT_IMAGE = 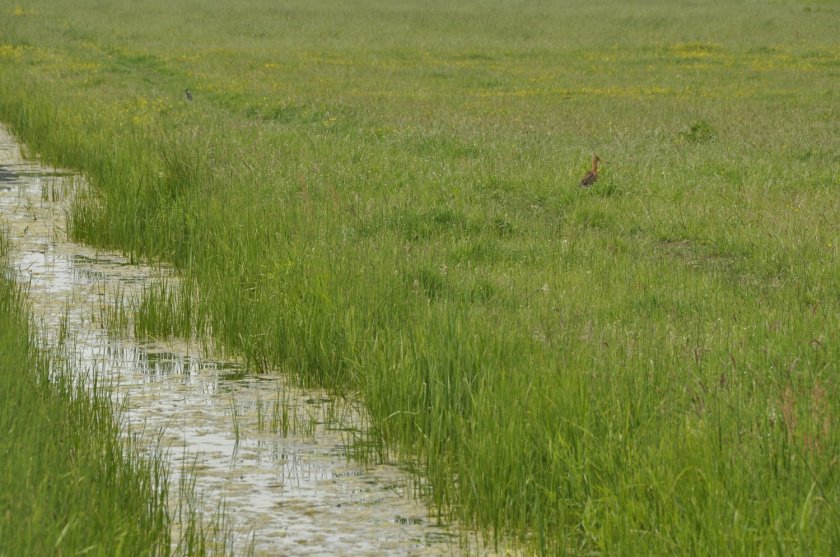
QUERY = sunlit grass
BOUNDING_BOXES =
[1,0,839,553]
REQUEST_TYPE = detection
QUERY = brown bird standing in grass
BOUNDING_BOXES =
[579,154,608,187]
[184,88,193,102]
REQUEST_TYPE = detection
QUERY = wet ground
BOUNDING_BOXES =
[0,126,476,556]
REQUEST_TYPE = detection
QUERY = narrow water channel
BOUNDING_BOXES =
[0,126,474,556]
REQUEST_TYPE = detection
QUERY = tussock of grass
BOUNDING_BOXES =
[2,0,840,553]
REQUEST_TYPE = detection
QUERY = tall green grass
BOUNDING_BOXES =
[1,0,839,553]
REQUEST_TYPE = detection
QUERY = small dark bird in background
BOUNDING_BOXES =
[579,154,608,187]
[184,88,193,102]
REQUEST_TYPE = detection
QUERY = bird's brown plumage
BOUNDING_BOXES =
[579,155,607,187]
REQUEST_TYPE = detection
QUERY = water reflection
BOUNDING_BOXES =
[0,164,15,183]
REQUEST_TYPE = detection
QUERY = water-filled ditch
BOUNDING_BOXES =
[0,126,476,556]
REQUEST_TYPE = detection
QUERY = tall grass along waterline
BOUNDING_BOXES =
[1,0,840,553]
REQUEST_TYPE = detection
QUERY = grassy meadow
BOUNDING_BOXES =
[1,0,840,553]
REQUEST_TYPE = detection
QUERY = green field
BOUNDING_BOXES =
[1,0,839,553]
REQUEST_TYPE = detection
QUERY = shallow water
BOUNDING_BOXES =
[0,126,476,556]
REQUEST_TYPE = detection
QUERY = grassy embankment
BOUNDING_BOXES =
[2,0,840,553]
[0,235,229,555]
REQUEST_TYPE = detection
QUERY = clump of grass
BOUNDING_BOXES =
[254,388,321,437]
[98,284,130,337]
[133,279,206,340]
[679,119,717,144]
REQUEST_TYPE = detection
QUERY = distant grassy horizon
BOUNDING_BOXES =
[1,0,839,553]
